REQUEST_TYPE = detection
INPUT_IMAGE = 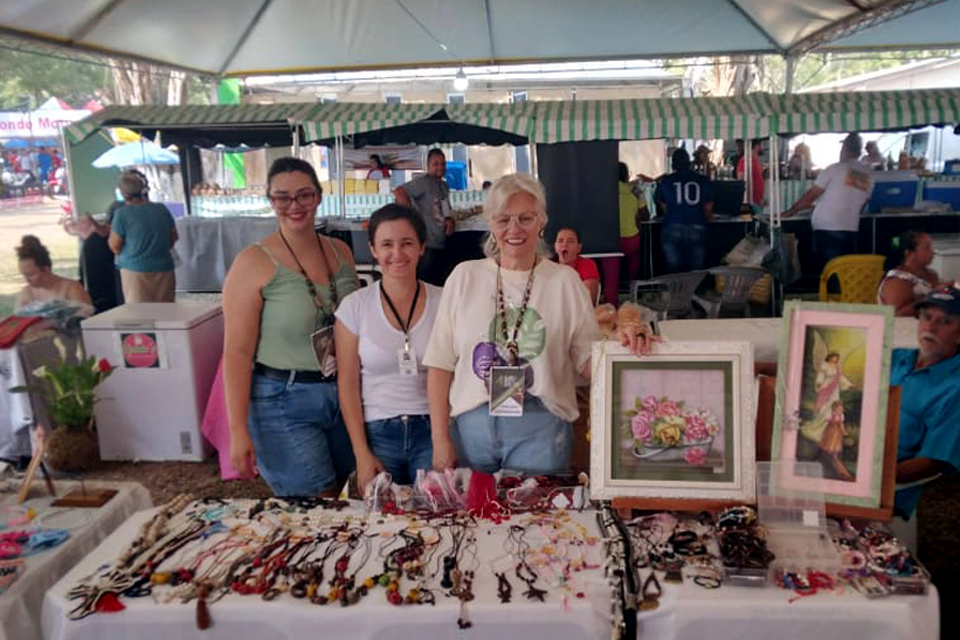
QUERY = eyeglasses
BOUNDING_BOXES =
[269,190,319,209]
[491,213,539,231]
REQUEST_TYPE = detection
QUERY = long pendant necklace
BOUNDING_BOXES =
[496,257,538,366]
[278,228,338,311]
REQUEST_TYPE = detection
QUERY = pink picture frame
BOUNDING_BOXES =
[771,301,894,513]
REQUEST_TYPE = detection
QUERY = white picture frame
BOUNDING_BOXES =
[589,340,756,503]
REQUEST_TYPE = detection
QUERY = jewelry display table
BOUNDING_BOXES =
[42,503,609,640]
[1,481,152,640]
[41,500,938,640]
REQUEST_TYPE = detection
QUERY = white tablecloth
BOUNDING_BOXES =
[0,344,33,457]
[659,317,919,363]
[635,579,938,640]
[42,504,938,640]
[42,506,608,640]
[2,481,153,640]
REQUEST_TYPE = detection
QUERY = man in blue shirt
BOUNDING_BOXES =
[654,148,714,273]
[891,285,960,520]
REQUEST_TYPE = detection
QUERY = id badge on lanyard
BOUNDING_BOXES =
[488,365,525,416]
[397,340,418,376]
[310,323,337,378]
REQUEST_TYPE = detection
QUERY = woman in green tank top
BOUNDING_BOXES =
[222,157,358,497]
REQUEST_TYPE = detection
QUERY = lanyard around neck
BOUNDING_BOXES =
[380,281,421,349]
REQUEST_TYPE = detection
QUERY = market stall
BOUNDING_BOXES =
[0,480,152,640]
[40,495,937,640]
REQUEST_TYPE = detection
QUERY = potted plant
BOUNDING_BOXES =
[12,336,113,473]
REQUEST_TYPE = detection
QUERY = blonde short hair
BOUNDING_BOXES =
[482,173,549,258]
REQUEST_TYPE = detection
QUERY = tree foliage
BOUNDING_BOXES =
[0,49,109,109]
[0,47,212,109]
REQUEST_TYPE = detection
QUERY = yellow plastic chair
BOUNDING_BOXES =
[818,254,885,303]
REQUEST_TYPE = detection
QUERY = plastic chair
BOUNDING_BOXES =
[694,266,766,318]
[818,254,885,304]
[629,271,707,320]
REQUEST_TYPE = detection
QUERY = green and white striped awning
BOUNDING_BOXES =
[296,101,535,143]
[774,89,960,134]
[296,103,445,142]
[529,95,775,144]
[64,103,307,146]
[443,102,536,139]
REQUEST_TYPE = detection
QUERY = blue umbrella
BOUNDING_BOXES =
[92,140,180,168]
[2,138,59,149]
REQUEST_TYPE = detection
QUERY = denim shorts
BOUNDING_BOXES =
[451,396,571,475]
[246,373,355,496]
[365,414,433,486]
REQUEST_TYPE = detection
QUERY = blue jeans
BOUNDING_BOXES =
[452,396,571,474]
[661,224,706,273]
[813,229,858,271]
[247,374,355,496]
[365,414,433,486]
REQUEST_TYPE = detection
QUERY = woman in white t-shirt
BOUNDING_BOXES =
[335,204,442,490]
[423,173,652,476]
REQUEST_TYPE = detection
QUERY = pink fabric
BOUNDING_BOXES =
[816,364,842,412]
[200,357,245,480]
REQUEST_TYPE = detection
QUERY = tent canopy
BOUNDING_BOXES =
[0,0,956,77]
[65,89,960,150]
[63,103,311,148]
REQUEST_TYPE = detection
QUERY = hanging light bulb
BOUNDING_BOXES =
[453,68,469,91]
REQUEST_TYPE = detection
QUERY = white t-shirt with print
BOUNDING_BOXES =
[811,159,875,232]
[423,258,600,422]
[335,280,442,421]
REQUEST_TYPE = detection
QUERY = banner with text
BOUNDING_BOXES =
[0,109,91,140]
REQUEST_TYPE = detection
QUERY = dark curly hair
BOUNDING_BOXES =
[16,235,51,269]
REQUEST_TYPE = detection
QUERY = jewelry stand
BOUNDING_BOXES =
[52,475,116,508]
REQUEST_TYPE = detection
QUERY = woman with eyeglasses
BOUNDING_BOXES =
[223,157,358,497]
[423,173,653,475]
[334,204,442,492]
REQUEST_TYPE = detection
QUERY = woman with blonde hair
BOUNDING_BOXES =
[423,173,652,474]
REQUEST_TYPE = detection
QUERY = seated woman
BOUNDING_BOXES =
[15,235,92,314]
[424,173,652,475]
[223,157,358,497]
[554,227,600,303]
[878,230,939,317]
[335,204,442,491]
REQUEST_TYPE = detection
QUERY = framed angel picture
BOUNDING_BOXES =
[771,301,895,517]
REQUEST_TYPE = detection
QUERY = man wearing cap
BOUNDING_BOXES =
[890,285,960,521]
[655,148,714,274]
[395,148,454,286]
[782,132,875,271]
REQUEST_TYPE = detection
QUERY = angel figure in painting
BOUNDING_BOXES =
[799,331,858,480]
[819,400,855,481]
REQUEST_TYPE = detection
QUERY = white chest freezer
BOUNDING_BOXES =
[930,234,960,283]
[81,302,223,461]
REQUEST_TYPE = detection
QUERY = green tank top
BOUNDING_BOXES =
[254,241,358,371]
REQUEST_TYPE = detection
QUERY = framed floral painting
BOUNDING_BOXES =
[590,340,756,503]
[771,301,894,517]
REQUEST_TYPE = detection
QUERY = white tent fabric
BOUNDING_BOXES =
[0,0,956,77]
